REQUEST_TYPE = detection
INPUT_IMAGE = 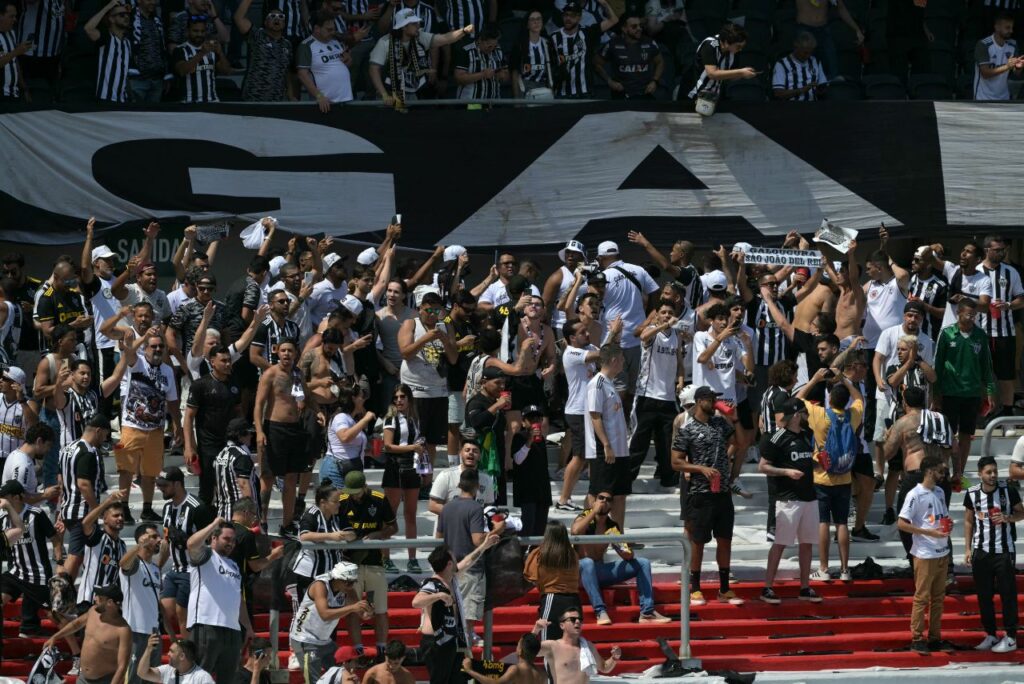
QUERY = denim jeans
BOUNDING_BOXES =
[578,556,656,615]
[40,407,61,486]
[319,455,362,488]
[129,78,163,103]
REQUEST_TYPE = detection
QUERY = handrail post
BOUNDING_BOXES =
[677,532,700,669]
[483,608,494,660]
[980,415,1024,459]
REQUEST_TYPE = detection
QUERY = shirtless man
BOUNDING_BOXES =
[506,294,557,442]
[463,633,545,684]
[363,640,415,684]
[532,610,620,684]
[253,338,310,536]
[44,583,132,684]
[795,0,863,79]
[823,241,865,341]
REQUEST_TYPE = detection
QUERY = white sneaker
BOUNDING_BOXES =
[810,568,831,581]
[839,570,853,582]
[1006,428,1018,438]
[68,657,81,676]
[992,635,1017,653]
[976,634,1000,650]
[288,653,300,671]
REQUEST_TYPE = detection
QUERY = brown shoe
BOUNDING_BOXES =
[596,611,612,625]
[638,611,672,624]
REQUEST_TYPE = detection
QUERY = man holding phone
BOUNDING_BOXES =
[772,32,826,101]
[172,15,232,103]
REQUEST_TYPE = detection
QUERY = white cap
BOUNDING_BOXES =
[357,248,379,266]
[558,240,585,264]
[91,245,116,262]
[443,245,467,263]
[328,561,359,582]
[705,271,728,292]
[597,241,619,257]
[323,253,344,270]
[341,295,364,316]
[393,7,422,28]
[914,245,929,259]
[268,255,288,278]
[2,366,26,386]
[679,384,697,407]
[732,242,752,254]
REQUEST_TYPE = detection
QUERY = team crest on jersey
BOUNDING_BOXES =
[367,504,377,517]
[972,342,982,354]
[102,288,113,299]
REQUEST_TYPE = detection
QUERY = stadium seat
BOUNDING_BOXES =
[825,77,864,99]
[735,48,769,73]
[59,82,96,104]
[216,78,243,102]
[956,69,976,99]
[928,40,957,84]
[726,79,766,101]
[862,72,907,98]
[837,47,864,80]
[909,72,954,99]
[864,48,893,76]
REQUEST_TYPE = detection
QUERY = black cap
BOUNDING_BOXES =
[156,466,185,485]
[779,398,807,418]
[563,1,582,13]
[904,300,927,316]
[94,583,123,603]
[0,479,26,497]
[481,366,505,380]
[693,386,721,402]
[522,404,544,418]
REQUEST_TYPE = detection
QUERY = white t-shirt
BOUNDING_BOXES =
[167,286,192,315]
[187,547,242,630]
[973,34,1017,101]
[120,356,178,432]
[563,344,597,415]
[156,665,215,684]
[1012,435,1024,466]
[89,276,120,350]
[584,373,627,460]
[691,331,745,403]
[479,280,541,308]
[942,262,994,328]
[873,323,935,398]
[600,261,659,349]
[308,279,348,327]
[898,483,951,560]
[121,283,173,323]
[1,448,36,492]
[298,37,353,103]
[429,465,495,507]
[120,557,162,633]
[635,327,679,401]
[327,412,365,461]
[185,345,242,380]
[863,277,907,349]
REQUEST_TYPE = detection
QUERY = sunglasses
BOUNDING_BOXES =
[561,616,582,624]
[267,11,284,18]
[423,307,442,315]
[197,285,214,292]
[273,299,289,305]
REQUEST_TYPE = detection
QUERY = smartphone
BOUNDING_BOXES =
[391,213,402,225]
[303,271,314,286]
[823,369,836,380]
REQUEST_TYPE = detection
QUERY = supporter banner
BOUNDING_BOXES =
[0,101,1019,248]
[742,246,822,268]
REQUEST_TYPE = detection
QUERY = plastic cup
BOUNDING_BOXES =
[819,450,832,472]
[500,390,511,407]
[940,517,953,535]
[371,436,383,458]
[530,422,543,443]
[710,472,721,493]
[991,302,1002,320]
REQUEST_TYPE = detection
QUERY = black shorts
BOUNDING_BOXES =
[941,395,981,436]
[65,519,86,555]
[264,420,308,476]
[736,399,754,430]
[381,454,421,489]
[683,492,735,544]
[415,396,448,445]
[0,573,49,606]
[419,634,465,684]
[565,414,585,458]
[304,408,326,467]
[852,451,874,478]
[509,375,547,413]
[588,456,633,497]
[992,336,1017,381]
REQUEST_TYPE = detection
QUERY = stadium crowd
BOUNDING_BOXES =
[0,0,1021,105]
[2,218,1024,682]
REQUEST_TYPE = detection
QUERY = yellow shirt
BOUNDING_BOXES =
[802,398,863,486]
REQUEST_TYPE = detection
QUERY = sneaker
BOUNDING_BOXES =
[810,568,831,581]
[874,474,885,492]
[554,501,582,512]
[471,633,485,648]
[839,570,853,582]
[122,509,136,526]
[910,640,930,654]
[407,559,423,574]
[717,590,744,606]
[798,587,823,603]
[596,610,612,625]
[639,611,672,623]
[18,628,41,637]
[975,634,1000,651]
[992,635,1018,653]
[383,559,400,574]
[139,507,162,522]
[851,526,880,542]
[730,482,753,499]
[881,508,896,526]
[690,591,707,606]
[68,657,81,676]
[759,587,781,605]
[928,639,954,652]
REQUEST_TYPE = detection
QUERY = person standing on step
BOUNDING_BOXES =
[584,343,631,526]
[978,234,1024,421]
[898,453,953,653]
[523,521,580,641]
[555,319,601,512]
[119,522,164,684]
[964,455,1022,654]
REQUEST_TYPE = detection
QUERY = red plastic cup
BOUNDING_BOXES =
[710,472,721,493]
[530,422,543,444]
[713,400,736,419]
[990,504,1002,521]
[991,302,1003,320]
[940,517,953,534]
[500,390,512,407]
[371,436,383,458]
[818,450,831,472]
[188,459,201,476]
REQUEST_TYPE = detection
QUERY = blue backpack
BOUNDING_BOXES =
[821,407,858,475]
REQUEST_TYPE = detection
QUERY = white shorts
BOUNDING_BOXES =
[873,394,892,443]
[773,500,819,547]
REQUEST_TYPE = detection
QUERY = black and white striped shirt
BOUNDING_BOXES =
[173,42,219,103]
[56,388,98,449]
[58,440,105,521]
[96,32,132,102]
[746,293,794,367]
[771,53,826,101]
[162,494,212,573]
[77,526,126,604]
[908,272,948,340]
[1,505,54,585]
[19,0,66,58]
[0,30,22,98]
[455,42,506,99]
[384,413,419,471]
[404,1,439,32]
[281,0,308,39]
[253,316,300,365]
[689,34,732,99]
[517,36,554,87]
[445,0,486,32]
[979,263,1023,338]
[917,408,953,447]
[759,385,790,436]
[345,0,372,35]
[551,26,598,96]
[965,481,1019,553]
[0,396,26,459]
[292,505,341,578]
[213,442,258,520]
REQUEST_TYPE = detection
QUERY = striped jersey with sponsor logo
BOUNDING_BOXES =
[908,272,948,340]
[56,388,98,449]
[96,32,132,102]
[213,442,259,520]
[0,30,22,97]
[746,294,794,366]
[1,505,55,585]
[77,526,126,604]
[58,439,106,521]
[174,42,219,102]
[20,0,66,58]
[162,494,212,573]
[979,263,1023,338]
[689,35,732,99]
[455,42,506,99]
[965,481,1019,554]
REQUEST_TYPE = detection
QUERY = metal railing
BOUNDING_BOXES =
[980,415,1024,459]
[295,530,697,667]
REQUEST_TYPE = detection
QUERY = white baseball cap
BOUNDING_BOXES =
[679,384,697,407]
[2,366,26,386]
[268,255,288,278]
[443,245,467,263]
[341,295,364,316]
[328,561,359,581]
[323,253,345,270]
[91,245,116,262]
[914,245,929,259]
[732,242,752,254]
[705,271,728,292]
[357,248,379,266]
[597,241,619,257]
[393,7,422,29]
[558,240,585,264]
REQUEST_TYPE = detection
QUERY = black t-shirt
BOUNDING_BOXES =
[12,276,42,351]
[36,285,87,351]
[229,521,263,581]
[419,576,466,647]
[511,433,552,507]
[186,373,241,449]
[337,489,395,567]
[234,667,271,684]
[760,428,816,502]
[445,316,478,392]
